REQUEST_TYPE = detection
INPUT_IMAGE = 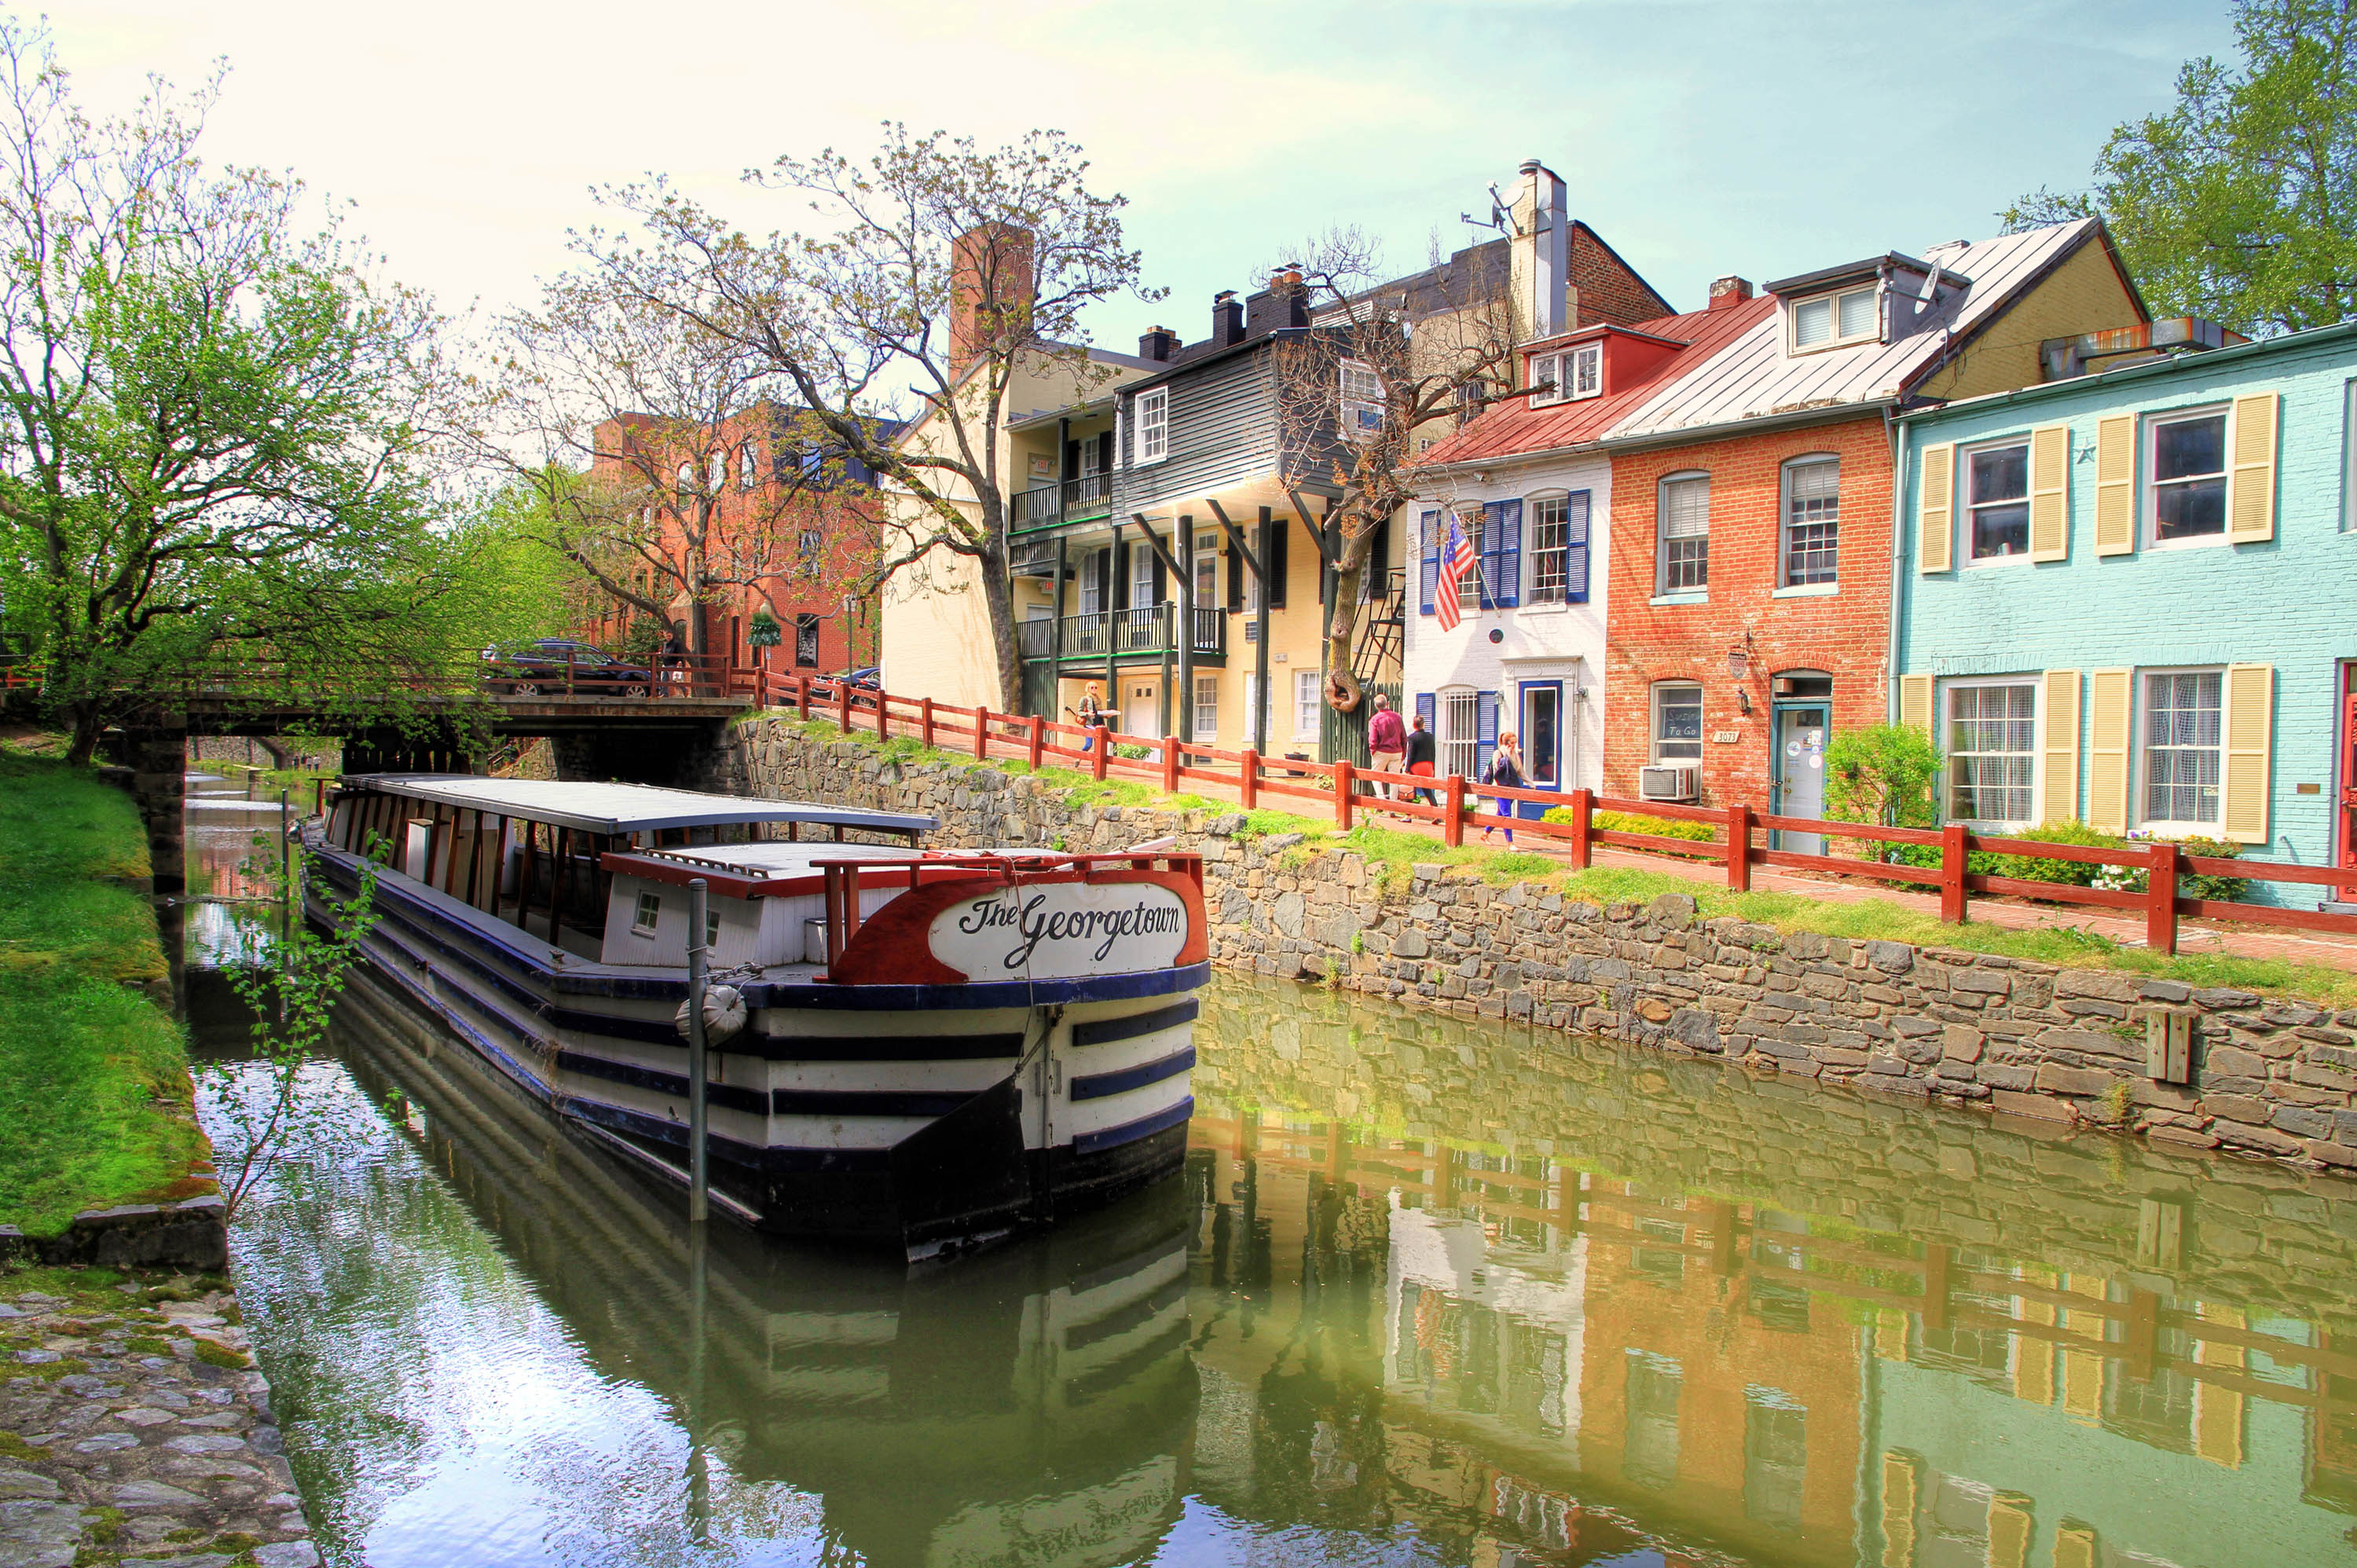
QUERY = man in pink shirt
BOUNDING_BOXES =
[1366,692,1406,799]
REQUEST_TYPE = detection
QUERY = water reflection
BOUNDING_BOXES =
[189,901,2357,1565]
[1190,974,2357,1568]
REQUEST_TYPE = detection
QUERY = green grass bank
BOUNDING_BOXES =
[0,741,209,1235]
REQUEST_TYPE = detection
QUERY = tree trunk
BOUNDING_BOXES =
[980,541,1023,713]
[1323,523,1378,711]
[66,705,103,767]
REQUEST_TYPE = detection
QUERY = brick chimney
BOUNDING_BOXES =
[1138,324,1178,361]
[1211,290,1244,346]
[1709,276,1754,312]
[1244,268,1310,336]
[948,222,1036,376]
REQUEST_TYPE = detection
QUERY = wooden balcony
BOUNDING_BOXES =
[1017,604,1226,663]
[1010,474,1116,532]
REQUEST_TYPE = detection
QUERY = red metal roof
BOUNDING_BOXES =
[1414,294,1778,467]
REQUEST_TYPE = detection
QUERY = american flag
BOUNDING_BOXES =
[1435,512,1477,632]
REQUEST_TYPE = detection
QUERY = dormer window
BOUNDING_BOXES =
[1529,343,1602,406]
[1791,285,1879,351]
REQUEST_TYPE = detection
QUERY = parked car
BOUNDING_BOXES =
[480,639,653,696]
[838,667,882,690]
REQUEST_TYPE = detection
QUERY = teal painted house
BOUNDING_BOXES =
[1895,321,2357,900]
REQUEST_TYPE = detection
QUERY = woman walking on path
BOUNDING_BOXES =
[1067,681,1105,751]
[1482,731,1524,844]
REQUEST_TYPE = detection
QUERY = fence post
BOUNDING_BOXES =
[921,696,935,749]
[797,673,810,716]
[973,704,990,760]
[1726,802,1753,892]
[1336,760,1355,830]
[1940,822,1970,925]
[1028,713,1045,770]
[1092,725,1110,782]
[1443,775,1465,848]
[1567,787,1593,870]
[1162,737,1179,794]
[1240,749,1260,811]
[2147,840,2180,956]
[875,689,889,739]
[838,681,852,735]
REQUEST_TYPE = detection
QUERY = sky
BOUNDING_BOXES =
[46,0,2240,350]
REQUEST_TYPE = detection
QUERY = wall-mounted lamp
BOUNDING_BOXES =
[1736,690,1753,716]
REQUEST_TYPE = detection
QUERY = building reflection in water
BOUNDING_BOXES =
[1186,974,2357,1568]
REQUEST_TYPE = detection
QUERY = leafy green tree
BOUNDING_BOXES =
[2007,0,2357,335]
[1824,724,1941,836]
[0,20,469,762]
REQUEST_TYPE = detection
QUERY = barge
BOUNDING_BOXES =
[307,775,1207,1256]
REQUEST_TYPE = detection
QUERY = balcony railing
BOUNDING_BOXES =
[1016,603,1226,661]
[1010,473,1116,531]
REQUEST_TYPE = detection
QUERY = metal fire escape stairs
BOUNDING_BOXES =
[1351,570,1406,687]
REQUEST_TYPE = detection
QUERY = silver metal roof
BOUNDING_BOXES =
[1607,221,2100,441]
[343,775,936,837]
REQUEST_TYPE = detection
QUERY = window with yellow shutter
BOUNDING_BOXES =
[2139,668,2223,829]
[2145,406,2230,548]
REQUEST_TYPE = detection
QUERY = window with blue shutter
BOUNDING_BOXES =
[1475,691,1500,782]
[1419,509,1439,615]
[1565,490,1590,604]
[1481,500,1521,609]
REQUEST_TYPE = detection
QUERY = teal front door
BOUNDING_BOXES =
[1771,703,1830,855]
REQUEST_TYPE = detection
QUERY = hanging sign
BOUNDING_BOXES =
[929,881,1190,980]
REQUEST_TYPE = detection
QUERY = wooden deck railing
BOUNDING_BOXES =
[747,667,2357,956]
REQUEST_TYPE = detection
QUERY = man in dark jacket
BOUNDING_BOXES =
[1404,713,1437,806]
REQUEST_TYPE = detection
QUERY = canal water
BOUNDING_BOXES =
[176,775,2357,1567]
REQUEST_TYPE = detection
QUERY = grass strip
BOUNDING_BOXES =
[0,742,207,1235]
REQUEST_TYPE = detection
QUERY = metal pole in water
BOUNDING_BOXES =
[687,876,709,1224]
[279,788,293,966]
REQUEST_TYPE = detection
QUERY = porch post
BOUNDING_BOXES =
[1050,533,1068,717]
[1176,514,1195,744]
[1106,518,1123,714]
[1255,507,1273,757]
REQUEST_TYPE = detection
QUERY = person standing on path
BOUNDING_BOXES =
[1366,694,1406,799]
[1483,731,1524,844]
[1404,713,1437,806]
[1068,681,1105,752]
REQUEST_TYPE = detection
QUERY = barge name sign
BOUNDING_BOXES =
[929,882,1189,980]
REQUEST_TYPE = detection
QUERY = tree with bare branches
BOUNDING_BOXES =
[575,124,1157,708]
[1270,230,1519,715]
[478,267,857,661]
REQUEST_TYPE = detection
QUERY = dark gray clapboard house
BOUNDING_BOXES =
[1006,272,1369,750]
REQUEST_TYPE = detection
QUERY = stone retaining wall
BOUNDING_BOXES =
[719,716,2357,1178]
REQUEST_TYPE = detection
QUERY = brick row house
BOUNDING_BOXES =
[581,405,885,680]
[1407,218,2150,848]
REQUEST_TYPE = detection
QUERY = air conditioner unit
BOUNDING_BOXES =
[1638,764,1699,804]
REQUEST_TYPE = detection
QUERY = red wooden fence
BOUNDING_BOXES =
[747,667,2357,957]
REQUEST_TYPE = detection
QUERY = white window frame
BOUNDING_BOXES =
[632,890,662,936]
[738,441,760,491]
[1651,681,1703,764]
[2143,403,2231,551]
[1778,455,1840,589]
[706,451,727,491]
[1527,491,1571,604]
[1961,435,2033,566]
[1193,673,1219,736]
[1295,669,1323,742]
[1527,343,1603,408]
[1940,677,2040,828]
[1656,471,1710,597]
[1340,358,1385,441]
[1787,284,1880,354]
[1135,388,1169,466]
[798,527,823,571]
[1130,544,1157,609]
[2138,665,2226,832]
[1193,549,1216,610]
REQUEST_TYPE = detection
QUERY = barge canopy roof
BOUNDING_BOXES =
[342,775,937,837]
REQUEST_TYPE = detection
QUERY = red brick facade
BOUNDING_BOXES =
[1570,222,1677,328]
[581,407,881,676]
[1604,414,1893,807]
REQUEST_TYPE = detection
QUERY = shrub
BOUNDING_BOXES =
[1823,724,1940,833]
[1113,743,1153,761]
[2172,835,2251,903]
[1983,820,2132,888]
[1542,806,1718,858]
